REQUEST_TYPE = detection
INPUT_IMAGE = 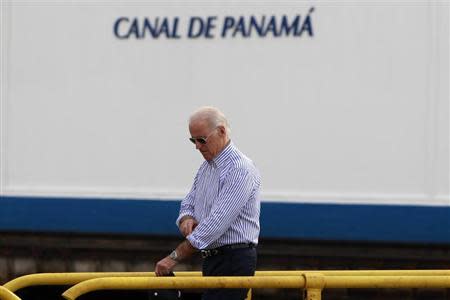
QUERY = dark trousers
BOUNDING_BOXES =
[202,247,257,300]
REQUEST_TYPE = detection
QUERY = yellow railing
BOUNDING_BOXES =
[3,270,450,300]
[61,276,304,299]
[60,274,450,300]
[4,272,165,292]
[5,270,450,292]
[0,286,21,300]
[302,273,450,300]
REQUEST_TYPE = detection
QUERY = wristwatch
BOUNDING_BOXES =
[169,250,179,262]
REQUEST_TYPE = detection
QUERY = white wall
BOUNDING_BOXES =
[1,0,448,206]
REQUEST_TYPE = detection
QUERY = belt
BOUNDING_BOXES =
[200,243,255,259]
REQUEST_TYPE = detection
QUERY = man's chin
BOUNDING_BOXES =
[201,153,212,161]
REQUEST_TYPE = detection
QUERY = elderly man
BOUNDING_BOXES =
[155,106,261,300]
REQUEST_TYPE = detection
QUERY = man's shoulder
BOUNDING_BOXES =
[223,148,260,178]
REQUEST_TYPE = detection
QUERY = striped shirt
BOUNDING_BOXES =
[177,142,261,250]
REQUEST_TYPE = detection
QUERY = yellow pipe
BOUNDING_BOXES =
[304,273,325,300]
[62,276,306,300]
[4,273,155,292]
[0,287,21,300]
[246,288,252,300]
[62,274,450,300]
[324,275,450,289]
[305,289,322,300]
[5,270,450,292]
[3,272,208,292]
[256,270,450,276]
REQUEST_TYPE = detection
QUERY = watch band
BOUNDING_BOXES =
[169,250,179,262]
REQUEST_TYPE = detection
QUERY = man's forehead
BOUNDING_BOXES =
[189,119,210,131]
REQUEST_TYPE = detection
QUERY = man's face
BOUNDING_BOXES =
[189,119,225,161]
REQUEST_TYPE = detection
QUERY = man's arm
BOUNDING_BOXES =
[179,216,198,237]
[155,168,202,275]
[154,239,197,276]
[175,169,201,227]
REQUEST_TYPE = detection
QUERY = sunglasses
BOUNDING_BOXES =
[189,128,217,145]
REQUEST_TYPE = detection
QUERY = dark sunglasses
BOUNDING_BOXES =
[189,128,217,145]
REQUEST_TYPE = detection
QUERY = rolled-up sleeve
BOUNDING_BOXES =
[176,171,199,227]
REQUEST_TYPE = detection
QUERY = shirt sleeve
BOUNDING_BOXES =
[176,170,199,227]
[187,167,254,249]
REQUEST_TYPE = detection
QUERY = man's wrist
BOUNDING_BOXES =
[169,250,180,262]
[179,215,194,224]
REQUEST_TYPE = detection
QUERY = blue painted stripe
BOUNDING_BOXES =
[1,196,449,244]
[0,196,180,236]
[261,201,450,244]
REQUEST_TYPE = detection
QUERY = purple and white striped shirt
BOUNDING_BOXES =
[177,142,261,250]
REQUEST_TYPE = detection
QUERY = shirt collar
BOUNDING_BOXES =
[212,140,234,169]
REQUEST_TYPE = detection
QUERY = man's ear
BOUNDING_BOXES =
[217,125,226,136]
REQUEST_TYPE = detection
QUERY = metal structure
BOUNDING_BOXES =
[60,274,450,300]
[0,286,21,300]
[6,270,450,292]
[3,270,450,300]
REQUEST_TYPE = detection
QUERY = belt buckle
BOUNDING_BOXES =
[201,249,218,258]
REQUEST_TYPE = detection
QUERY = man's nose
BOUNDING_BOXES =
[195,141,202,150]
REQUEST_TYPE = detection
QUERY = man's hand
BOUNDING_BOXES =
[155,256,177,276]
[179,217,198,237]
[154,240,197,276]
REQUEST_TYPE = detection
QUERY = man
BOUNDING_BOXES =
[155,106,261,300]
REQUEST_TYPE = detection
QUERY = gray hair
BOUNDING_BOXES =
[189,106,231,134]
